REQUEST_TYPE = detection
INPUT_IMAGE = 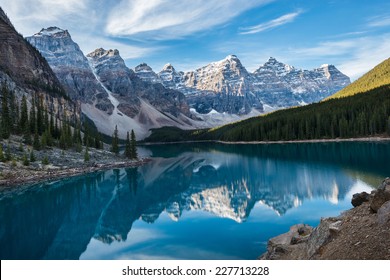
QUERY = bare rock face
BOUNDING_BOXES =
[370,178,390,212]
[25,27,113,114]
[0,8,78,121]
[378,201,390,225]
[87,48,191,119]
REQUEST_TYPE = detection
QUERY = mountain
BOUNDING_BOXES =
[85,48,194,138]
[0,8,76,121]
[135,55,350,115]
[252,58,350,108]
[327,57,390,99]
[146,59,390,143]
[25,27,113,114]
[27,28,200,139]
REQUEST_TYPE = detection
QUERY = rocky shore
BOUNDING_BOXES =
[261,178,390,260]
[0,136,150,189]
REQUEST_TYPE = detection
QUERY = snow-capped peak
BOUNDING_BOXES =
[33,26,69,37]
[225,54,238,61]
[162,63,175,72]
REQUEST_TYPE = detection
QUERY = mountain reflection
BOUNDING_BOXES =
[1,142,388,259]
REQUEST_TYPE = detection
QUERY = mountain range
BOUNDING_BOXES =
[135,55,350,115]
[25,26,350,139]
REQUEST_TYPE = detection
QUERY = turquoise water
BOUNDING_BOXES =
[0,142,389,260]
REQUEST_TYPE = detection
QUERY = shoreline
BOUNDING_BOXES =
[0,158,151,189]
[141,136,390,145]
[260,178,390,260]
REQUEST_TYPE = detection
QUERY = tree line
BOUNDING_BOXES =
[207,85,390,142]
[144,85,390,143]
[0,83,138,164]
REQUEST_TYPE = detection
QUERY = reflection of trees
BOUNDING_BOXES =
[126,167,138,195]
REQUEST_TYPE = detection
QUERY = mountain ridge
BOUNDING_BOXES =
[135,55,351,115]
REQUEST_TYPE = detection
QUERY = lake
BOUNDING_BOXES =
[1,141,389,260]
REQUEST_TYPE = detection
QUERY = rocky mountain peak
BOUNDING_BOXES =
[135,63,153,72]
[87,48,120,59]
[162,63,176,72]
[259,57,295,74]
[225,54,239,61]
[33,26,70,38]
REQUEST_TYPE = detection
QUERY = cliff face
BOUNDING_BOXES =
[0,8,78,121]
[25,27,112,114]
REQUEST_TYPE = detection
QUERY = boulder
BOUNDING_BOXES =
[351,192,370,207]
[378,201,390,225]
[306,217,341,258]
[370,179,390,212]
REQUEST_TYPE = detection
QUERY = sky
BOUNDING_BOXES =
[1,0,390,80]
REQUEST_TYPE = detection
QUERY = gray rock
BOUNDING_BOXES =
[370,179,390,212]
[351,192,370,207]
[306,217,341,258]
[378,201,390,225]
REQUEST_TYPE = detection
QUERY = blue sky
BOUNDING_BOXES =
[1,0,390,79]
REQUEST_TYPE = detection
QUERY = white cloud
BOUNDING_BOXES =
[240,10,303,35]
[367,14,390,28]
[105,0,273,39]
[291,34,390,80]
[74,35,157,61]
[0,0,154,62]
[0,0,90,36]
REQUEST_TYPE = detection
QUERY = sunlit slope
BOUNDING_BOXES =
[327,57,390,100]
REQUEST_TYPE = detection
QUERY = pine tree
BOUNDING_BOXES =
[84,146,90,162]
[9,90,19,133]
[30,149,36,162]
[111,125,119,155]
[1,84,11,139]
[33,129,40,150]
[36,96,44,135]
[44,108,49,132]
[42,155,49,165]
[49,113,55,138]
[5,144,11,161]
[20,96,31,144]
[83,123,89,147]
[41,130,48,148]
[29,97,36,134]
[130,129,138,159]
[22,153,29,166]
[125,131,131,158]
[0,145,4,162]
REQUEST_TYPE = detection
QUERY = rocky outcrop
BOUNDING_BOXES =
[261,178,390,260]
[370,178,390,212]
